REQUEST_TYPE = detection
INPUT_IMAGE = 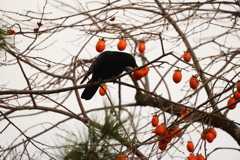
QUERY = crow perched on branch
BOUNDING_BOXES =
[80,51,138,100]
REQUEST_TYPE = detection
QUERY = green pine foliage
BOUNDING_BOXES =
[55,107,130,160]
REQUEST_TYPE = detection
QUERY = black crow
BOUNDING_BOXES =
[80,51,138,100]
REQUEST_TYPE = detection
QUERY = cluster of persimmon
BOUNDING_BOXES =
[95,38,146,53]
[151,116,182,151]
[227,81,240,110]
[132,66,149,81]
[151,115,212,159]
[172,51,199,89]
[201,128,217,143]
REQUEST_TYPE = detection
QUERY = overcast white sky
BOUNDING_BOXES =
[1,0,240,160]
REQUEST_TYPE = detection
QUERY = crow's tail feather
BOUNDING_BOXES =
[81,85,99,100]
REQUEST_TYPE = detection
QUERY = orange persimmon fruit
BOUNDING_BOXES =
[96,38,106,52]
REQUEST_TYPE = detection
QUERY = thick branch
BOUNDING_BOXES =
[135,92,240,146]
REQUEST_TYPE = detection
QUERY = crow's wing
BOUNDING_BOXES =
[80,52,109,84]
